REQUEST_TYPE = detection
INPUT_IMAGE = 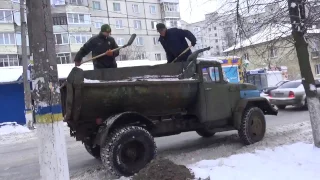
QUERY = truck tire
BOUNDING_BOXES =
[277,105,286,110]
[196,128,216,137]
[100,126,157,177]
[84,143,101,159]
[238,107,266,145]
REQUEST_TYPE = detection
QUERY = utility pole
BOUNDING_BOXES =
[288,0,320,147]
[26,0,70,179]
[20,0,33,129]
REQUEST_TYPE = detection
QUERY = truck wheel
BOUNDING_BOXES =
[196,128,216,137]
[238,107,266,145]
[100,126,157,177]
[277,105,286,110]
[84,143,101,159]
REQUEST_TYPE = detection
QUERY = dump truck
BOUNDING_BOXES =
[60,47,278,177]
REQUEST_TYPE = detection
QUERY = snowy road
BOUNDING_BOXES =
[0,108,311,180]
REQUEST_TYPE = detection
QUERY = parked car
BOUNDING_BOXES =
[269,80,308,109]
[262,80,290,95]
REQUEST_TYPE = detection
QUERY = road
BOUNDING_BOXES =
[0,108,310,180]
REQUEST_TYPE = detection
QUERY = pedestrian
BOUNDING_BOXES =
[74,24,119,69]
[156,23,197,63]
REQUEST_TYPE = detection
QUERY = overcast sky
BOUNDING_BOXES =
[179,0,218,23]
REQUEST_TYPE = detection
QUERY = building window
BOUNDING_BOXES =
[54,33,69,45]
[70,0,84,5]
[117,38,125,46]
[151,21,157,29]
[15,33,29,46]
[116,19,123,29]
[132,4,139,13]
[315,64,320,75]
[136,53,146,60]
[214,27,216,30]
[0,33,15,45]
[208,28,211,31]
[215,39,218,43]
[155,53,161,60]
[150,5,156,14]
[0,54,19,67]
[67,13,90,24]
[134,20,142,29]
[69,34,92,44]
[136,37,144,46]
[270,47,277,58]
[92,1,101,10]
[113,2,121,12]
[244,53,249,60]
[56,53,70,64]
[50,0,65,5]
[311,49,319,59]
[153,37,159,45]
[94,19,103,28]
[214,33,217,37]
[12,0,20,3]
[0,10,13,23]
[53,16,67,25]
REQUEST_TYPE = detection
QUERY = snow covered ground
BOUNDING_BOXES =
[0,122,30,136]
[71,120,314,180]
[190,142,320,180]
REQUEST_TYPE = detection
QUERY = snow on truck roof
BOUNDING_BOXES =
[0,60,167,84]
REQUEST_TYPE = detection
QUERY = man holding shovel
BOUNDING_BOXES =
[74,24,119,69]
[156,23,197,63]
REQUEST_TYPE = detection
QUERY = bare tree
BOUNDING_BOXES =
[117,45,149,61]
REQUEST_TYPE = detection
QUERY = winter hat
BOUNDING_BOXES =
[101,24,111,32]
[156,23,166,31]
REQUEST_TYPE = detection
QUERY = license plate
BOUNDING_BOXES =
[275,93,284,96]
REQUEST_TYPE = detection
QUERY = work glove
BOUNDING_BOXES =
[191,42,196,46]
[106,49,113,56]
[74,61,81,67]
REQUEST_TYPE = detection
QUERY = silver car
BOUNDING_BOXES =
[269,80,307,110]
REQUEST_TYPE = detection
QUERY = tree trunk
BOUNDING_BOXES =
[26,0,70,179]
[20,0,33,129]
[288,0,320,147]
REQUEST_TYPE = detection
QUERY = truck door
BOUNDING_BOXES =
[202,66,232,122]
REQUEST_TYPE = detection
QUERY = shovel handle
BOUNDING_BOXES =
[171,45,193,63]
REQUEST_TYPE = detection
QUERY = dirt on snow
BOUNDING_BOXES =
[132,158,195,180]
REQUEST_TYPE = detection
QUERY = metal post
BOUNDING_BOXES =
[20,0,33,129]
[26,0,70,179]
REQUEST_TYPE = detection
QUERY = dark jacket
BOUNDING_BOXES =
[158,28,196,63]
[74,33,119,69]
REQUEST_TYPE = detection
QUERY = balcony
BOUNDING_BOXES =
[159,0,179,3]
[162,11,180,18]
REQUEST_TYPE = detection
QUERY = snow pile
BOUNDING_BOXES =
[0,66,23,83]
[190,142,320,180]
[0,122,30,135]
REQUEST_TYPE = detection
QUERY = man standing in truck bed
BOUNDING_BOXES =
[156,23,197,63]
[74,24,119,69]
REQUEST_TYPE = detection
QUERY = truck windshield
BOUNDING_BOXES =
[278,81,301,89]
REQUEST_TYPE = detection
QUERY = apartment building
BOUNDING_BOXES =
[184,12,237,57]
[0,0,181,67]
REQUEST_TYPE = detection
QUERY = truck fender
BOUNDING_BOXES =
[233,97,278,129]
[95,112,154,146]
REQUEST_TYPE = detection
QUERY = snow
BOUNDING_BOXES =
[224,24,320,52]
[0,122,30,135]
[83,75,195,83]
[0,60,167,83]
[291,2,297,8]
[84,78,101,83]
[190,142,320,180]
[310,84,316,91]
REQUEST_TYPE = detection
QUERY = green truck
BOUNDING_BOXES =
[60,47,277,177]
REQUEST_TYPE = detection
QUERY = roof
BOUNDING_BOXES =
[224,24,292,52]
[0,60,167,84]
[224,23,320,52]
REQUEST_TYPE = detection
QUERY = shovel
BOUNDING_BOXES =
[80,34,137,65]
[171,45,193,63]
